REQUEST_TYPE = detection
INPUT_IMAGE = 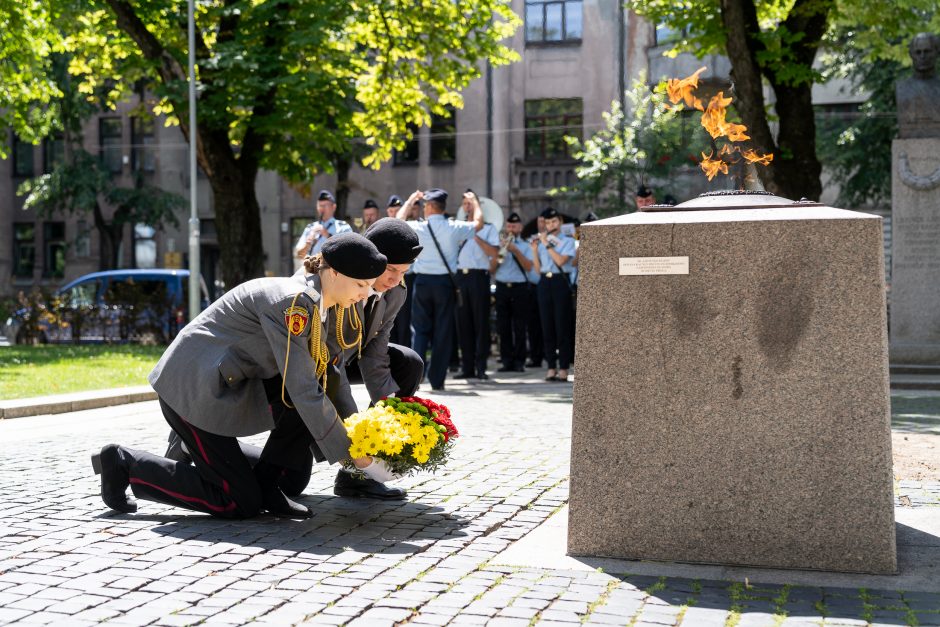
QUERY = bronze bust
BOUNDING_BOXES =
[897,33,940,139]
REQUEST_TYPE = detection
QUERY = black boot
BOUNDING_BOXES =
[254,461,312,519]
[91,444,138,513]
[334,469,407,500]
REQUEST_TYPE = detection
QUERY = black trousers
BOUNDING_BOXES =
[495,281,529,369]
[390,273,416,348]
[127,396,313,518]
[537,274,574,370]
[456,270,491,376]
[411,274,456,389]
[526,283,544,366]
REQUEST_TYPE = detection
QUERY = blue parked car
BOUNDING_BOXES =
[4,269,209,345]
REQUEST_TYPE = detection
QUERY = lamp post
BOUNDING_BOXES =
[187,0,201,321]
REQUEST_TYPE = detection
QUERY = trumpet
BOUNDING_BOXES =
[497,230,512,263]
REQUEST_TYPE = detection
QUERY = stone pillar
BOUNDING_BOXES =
[568,193,896,574]
[890,138,940,364]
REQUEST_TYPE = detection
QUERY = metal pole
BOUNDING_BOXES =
[187,0,201,320]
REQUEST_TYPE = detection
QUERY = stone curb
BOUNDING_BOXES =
[0,385,157,419]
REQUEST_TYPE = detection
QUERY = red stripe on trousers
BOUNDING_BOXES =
[129,478,238,514]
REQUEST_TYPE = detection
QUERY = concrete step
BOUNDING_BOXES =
[890,364,940,376]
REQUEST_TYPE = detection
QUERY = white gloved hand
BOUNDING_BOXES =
[360,457,397,483]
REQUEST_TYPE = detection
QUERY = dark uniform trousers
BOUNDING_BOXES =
[128,382,315,518]
[411,274,457,389]
[456,269,491,376]
[537,273,574,370]
[390,273,416,348]
[526,283,544,366]
[495,281,530,369]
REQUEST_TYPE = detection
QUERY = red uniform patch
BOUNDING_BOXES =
[283,306,309,336]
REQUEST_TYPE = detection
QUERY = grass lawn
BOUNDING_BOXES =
[0,345,165,400]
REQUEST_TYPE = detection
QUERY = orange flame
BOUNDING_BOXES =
[701,92,750,141]
[742,149,773,166]
[666,66,706,111]
[700,151,729,180]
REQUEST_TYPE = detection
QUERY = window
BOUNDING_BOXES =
[524,98,583,161]
[525,0,582,44]
[13,136,34,178]
[134,224,157,269]
[13,223,36,278]
[430,108,457,164]
[63,279,99,308]
[99,117,124,174]
[131,116,156,173]
[75,219,91,258]
[393,124,420,166]
[43,222,66,278]
[43,134,64,173]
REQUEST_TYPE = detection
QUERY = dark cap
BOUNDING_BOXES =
[423,188,448,208]
[387,194,403,208]
[318,189,336,203]
[583,212,599,223]
[507,212,522,224]
[636,185,652,198]
[363,199,379,210]
[321,232,387,280]
[540,207,559,220]
[364,218,423,265]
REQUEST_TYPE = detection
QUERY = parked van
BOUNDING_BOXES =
[4,269,210,345]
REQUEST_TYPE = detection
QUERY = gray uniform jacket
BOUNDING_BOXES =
[339,283,408,404]
[148,273,351,464]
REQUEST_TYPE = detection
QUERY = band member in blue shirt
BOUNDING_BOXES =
[491,212,534,372]
[294,190,352,271]
[530,207,576,382]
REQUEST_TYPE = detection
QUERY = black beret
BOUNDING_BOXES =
[321,232,387,280]
[364,218,423,265]
[387,194,403,208]
[636,185,652,198]
[583,212,599,223]
[540,207,559,220]
[423,188,448,207]
[363,199,379,210]
[507,212,522,224]
[318,189,336,203]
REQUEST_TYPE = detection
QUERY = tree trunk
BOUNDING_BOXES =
[768,84,823,201]
[334,155,352,220]
[207,162,266,289]
[93,201,122,270]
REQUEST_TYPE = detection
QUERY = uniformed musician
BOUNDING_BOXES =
[491,212,534,373]
[92,233,390,519]
[361,199,380,233]
[455,192,500,380]
[530,207,576,382]
[397,189,483,391]
[294,189,352,271]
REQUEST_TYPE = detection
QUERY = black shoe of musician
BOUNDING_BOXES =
[334,470,407,500]
[91,444,138,514]
[254,460,312,519]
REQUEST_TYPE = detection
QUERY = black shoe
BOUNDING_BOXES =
[334,470,407,500]
[453,372,476,379]
[513,366,526,372]
[477,372,489,380]
[431,385,446,391]
[91,445,138,514]
[526,360,541,368]
[496,365,514,373]
[165,431,192,464]
[254,460,312,519]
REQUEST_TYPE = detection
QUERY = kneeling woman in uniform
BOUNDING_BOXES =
[91,232,393,519]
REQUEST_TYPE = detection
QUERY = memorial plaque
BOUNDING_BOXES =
[619,256,690,275]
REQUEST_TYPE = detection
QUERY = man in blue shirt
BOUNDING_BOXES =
[397,188,483,390]
[455,192,500,380]
[530,207,576,382]
[294,190,352,271]
[491,212,534,373]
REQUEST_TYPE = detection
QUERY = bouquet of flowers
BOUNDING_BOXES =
[344,396,458,477]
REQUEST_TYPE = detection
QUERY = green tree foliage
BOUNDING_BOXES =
[1,0,520,287]
[554,77,709,215]
[628,0,938,203]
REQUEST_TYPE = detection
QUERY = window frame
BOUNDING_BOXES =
[524,0,583,46]
[131,115,156,173]
[43,134,65,174]
[42,221,66,279]
[12,135,35,178]
[12,223,36,279]
[430,107,457,165]
[523,98,583,163]
[393,124,421,166]
[99,116,124,175]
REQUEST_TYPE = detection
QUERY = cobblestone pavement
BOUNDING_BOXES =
[1,374,938,626]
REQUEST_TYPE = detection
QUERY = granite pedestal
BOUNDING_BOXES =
[890,138,940,364]
[569,193,896,574]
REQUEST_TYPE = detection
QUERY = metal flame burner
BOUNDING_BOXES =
[641,190,823,212]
